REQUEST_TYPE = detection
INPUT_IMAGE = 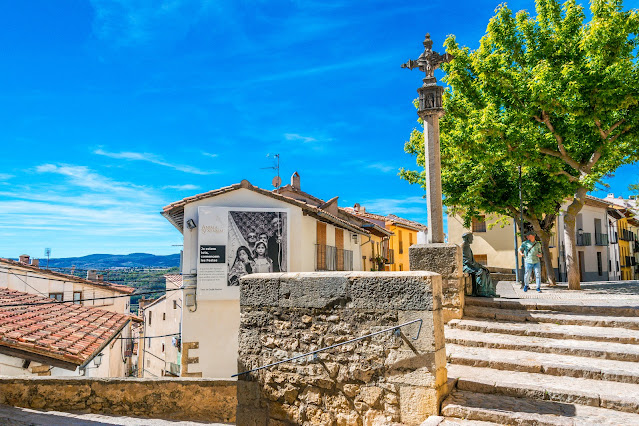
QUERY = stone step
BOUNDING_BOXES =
[447,364,639,414]
[488,273,515,282]
[486,266,514,274]
[447,344,639,384]
[441,390,639,426]
[447,317,639,344]
[466,297,639,317]
[422,416,500,425]
[445,328,639,362]
[463,305,639,329]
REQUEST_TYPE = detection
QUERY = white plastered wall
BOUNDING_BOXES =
[179,188,362,378]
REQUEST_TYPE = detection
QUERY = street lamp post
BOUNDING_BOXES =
[402,34,453,244]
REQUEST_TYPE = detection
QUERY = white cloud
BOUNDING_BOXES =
[284,133,317,143]
[89,0,217,47]
[0,173,13,181]
[94,149,217,175]
[366,163,397,174]
[162,184,200,191]
[202,152,218,158]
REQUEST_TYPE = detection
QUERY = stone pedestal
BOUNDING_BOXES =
[409,243,464,322]
[237,272,447,425]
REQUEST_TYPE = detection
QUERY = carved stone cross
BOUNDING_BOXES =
[402,33,453,85]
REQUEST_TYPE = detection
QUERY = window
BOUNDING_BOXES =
[162,343,165,353]
[49,293,63,301]
[472,216,487,232]
[597,252,603,276]
[163,313,166,321]
[398,230,404,254]
[73,291,82,305]
[148,311,152,326]
[474,254,488,266]
[147,337,151,348]
[409,233,414,247]
[173,300,177,310]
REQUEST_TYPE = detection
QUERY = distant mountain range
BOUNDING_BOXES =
[38,253,180,269]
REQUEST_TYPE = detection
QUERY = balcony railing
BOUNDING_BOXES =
[548,235,556,248]
[315,244,353,271]
[595,233,609,246]
[166,362,180,377]
[620,229,635,241]
[576,232,591,246]
[622,256,633,267]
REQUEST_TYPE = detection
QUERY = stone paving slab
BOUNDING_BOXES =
[447,344,639,384]
[421,415,499,425]
[463,305,639,329]
[447,317,639,344]
[499,280,639,301]
[467,295,639,316]
[441,390,639,426]
[448,364,639,413]
[0,404,227,426]
[445,328,639,361]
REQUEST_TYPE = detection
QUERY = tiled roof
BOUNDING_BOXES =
[0,258,135,294]
[164,274,183,287]
[345,209,428,232]
[161,180,368,235]
[0,288,131,368]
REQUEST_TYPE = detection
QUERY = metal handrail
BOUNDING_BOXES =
[232,318,423,378]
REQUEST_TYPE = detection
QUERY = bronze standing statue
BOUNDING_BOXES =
[461,232,498,297]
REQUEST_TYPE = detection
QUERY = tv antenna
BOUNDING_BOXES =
[44,248,51,269]
[262,153,281,188]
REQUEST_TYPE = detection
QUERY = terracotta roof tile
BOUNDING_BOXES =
[0,258,135,294]
[0,288,131,367]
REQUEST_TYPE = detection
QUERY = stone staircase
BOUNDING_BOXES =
[439,297,639,425]
[486,267,516,283]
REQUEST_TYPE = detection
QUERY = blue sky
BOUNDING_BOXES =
[1,0,637,258]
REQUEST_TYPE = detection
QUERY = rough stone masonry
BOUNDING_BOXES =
[237,271,447,425]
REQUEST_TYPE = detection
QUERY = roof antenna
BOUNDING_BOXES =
[262,153,281,189]
[44,248,51,270]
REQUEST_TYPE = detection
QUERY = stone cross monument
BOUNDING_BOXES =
[402,33,453,244]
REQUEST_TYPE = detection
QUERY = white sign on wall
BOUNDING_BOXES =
[197,207,289,300]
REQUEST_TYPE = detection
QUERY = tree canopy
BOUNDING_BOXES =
[401,0,639,288]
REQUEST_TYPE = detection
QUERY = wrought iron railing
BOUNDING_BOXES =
[595,233,609,246]
[166,362,180,376]
[385,249,395,265]
[576,233,591,246]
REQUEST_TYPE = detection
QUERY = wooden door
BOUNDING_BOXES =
[578,251,585,282]
[335,228,344,271]
[317,222,327,270]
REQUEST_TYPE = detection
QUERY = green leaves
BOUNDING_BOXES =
[402,0,639,226]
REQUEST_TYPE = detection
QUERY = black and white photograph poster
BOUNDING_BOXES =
[197,207,289,300]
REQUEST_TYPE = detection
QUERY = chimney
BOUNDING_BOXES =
[31,259,39,268]
[96,274,104,282]
[19,255,30,264]
[87,270,98,281]
[353,203,360,212]
[291,172,301,190]
[607,193,615,199]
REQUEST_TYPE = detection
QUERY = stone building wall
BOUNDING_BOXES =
[238,271,447,425]
[0,377,236,423]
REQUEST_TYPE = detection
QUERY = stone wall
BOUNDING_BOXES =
[238,271,447,425]
[0,377,236,423]
[409,244,464,322]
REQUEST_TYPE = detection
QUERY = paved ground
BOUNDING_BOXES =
[496,280,639,302]
[0,404,229,426]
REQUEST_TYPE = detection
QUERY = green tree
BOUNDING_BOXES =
[401,117,577,285]
[403,0,639,289]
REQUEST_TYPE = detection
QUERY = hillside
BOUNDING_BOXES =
[41,253,180,269]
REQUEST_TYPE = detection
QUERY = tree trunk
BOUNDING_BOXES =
[563,187,588,290]
[531,220,557,286]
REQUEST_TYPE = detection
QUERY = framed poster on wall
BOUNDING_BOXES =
[197,207,289,300]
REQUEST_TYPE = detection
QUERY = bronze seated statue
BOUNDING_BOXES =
[461,232,498,298]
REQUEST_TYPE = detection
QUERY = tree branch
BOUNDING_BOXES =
[553,170,579,182]
[535,111,583,172]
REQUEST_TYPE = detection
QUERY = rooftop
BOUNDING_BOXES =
[0,258,135,294]
[0,288,131,370]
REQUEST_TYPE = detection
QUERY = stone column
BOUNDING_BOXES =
[237,272,448,425]
[422,111,445,244]
[409,243,464,322]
